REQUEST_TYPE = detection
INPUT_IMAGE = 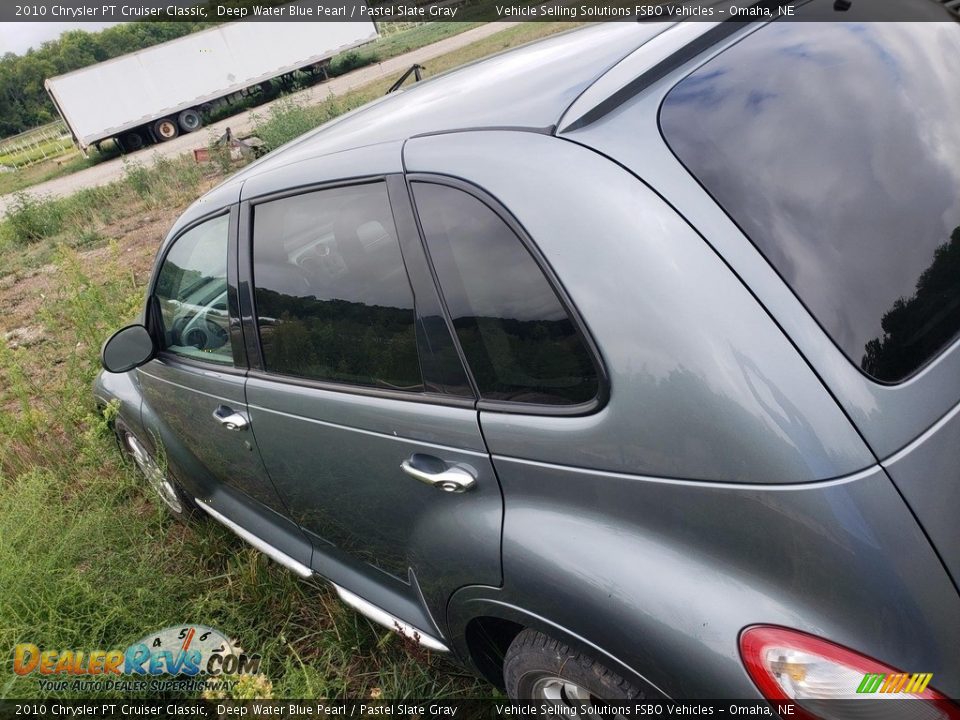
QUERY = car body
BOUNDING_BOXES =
[96,4,960,706]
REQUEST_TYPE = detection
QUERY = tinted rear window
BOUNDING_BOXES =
[661,22,960,383]
[412,182,599,406]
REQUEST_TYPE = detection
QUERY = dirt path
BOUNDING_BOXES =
[0,22,520,216]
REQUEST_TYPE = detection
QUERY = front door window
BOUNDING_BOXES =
[154,214,232,365]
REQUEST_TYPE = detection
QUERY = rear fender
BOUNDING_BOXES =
[447,587,667,697]
[448,467,960,698]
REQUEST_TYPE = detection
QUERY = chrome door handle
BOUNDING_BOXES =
[401,458,476,493]
[213,405,249,431]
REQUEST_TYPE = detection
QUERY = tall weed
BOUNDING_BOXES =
[251,95,367,153]
[0,155,205,250]
[1,192,64,245]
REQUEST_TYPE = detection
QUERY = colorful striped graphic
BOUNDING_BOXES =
[857,672,933,694]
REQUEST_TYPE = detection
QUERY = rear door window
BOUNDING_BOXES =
[660,22,960,383]
[412,181,599,406]
[251,182,422,392]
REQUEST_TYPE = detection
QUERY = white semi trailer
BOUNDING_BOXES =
[45,21,379,152]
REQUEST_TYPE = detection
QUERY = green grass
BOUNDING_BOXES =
[0,154,95,197]
[0,141,124,197]
[0,21,576,700]
[0,122,74,168]
[0,138,72,168]
[0,247,483,700]
[0,154,208,279]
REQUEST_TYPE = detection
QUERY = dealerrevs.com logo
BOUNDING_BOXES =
[12,625,261,692]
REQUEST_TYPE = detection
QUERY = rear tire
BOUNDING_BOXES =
[153,117,179,142]
[504,629,645,702]
[120,131,144,151]
[177,108,203,133]
[117,422,198,524]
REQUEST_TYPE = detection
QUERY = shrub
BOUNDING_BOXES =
[251,94,372,155]
[122,158,153,201]
[2,192,64,245]
[250,98,321,152]
[328,50,377,77]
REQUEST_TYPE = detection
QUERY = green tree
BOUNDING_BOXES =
[862,226,960,380]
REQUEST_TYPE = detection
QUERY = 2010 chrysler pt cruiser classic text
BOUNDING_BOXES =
[96,2,960,710]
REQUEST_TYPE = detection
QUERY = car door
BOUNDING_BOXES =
[240,171,502,639]
[137,207,311,569]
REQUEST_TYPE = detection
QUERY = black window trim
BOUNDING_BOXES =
[239,174,475,409]
[385,173,479,400]
[145,204,245,375]
[405,172,611,417]
[147,351,247,378]
[244,368,476,408]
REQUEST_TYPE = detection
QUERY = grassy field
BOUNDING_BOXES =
[0,153,106,198]
[0,21,577,700]
[0,121,76,170]
[0,136,74,168]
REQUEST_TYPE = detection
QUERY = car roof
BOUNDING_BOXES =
[175,21,682,231]
[225,23,670,182]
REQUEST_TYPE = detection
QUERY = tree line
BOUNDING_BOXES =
[861,226,960,381]
[0,21,215,138]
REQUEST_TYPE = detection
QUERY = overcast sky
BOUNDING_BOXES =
[0,22,124,56]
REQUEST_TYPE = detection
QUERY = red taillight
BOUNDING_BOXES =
[739,625,959,720]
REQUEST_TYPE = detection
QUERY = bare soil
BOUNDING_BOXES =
[0,205,184,337]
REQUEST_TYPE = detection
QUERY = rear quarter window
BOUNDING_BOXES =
[412,181,600,406]
[660,22,960,383]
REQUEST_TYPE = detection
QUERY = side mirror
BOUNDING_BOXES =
[101,324,156,373]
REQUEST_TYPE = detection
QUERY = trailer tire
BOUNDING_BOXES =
[121,131,144,151]
[178,109,203,133]
[153,117,179,142]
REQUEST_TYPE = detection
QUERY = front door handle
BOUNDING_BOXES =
[401,456,476,493]
[213,405,249,431]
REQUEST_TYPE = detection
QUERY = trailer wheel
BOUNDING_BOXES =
[121,131,144,151]
[153,117,179,142]
[178,109,203,133]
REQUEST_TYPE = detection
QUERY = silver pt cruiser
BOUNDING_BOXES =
[97,2,960,711]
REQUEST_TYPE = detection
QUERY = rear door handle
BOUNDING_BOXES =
[213,405,249,431]
[401,456,476,493]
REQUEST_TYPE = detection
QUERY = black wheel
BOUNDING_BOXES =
[504,629,645,705]
[153,117,179,142]
[117,422,198,524]
[177,108,203,133]
[120,131,144,151]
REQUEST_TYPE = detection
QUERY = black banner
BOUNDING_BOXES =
[2,700,960,720]
[1,0,958,23]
